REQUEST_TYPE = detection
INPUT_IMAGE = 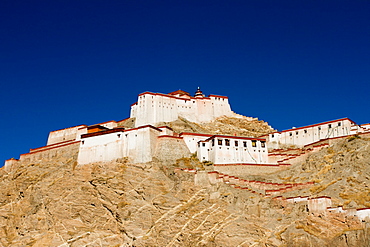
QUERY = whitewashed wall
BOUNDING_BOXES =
[131,92,235,127]
[180,133,213,154]
[198,136,268,164]
[268,118,355,148]
[77,130,125,165]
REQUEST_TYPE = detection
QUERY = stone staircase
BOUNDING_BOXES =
[175,168,314,197]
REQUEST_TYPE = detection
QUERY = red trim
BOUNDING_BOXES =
[31,139,76,152]
[158,135,183,139]
[206,135,266,141]
[87,125,109,130]
[168,90,190,96]
[308,196,331,200]
[158,126,174,131]
[5,158,19,162]
[130,102,137,106]
[357,208,370,211]
[208,94,228,99]
[138,91,212,101]
[280,118,356,133]
[124,125,162,132]
[21,141,80,156]
[179,132,213,137]
[81,128,125,138]
[49,124,87,133]
[214,163,290,167]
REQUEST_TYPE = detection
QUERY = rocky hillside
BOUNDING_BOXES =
[0,124,369,246]
[156,115,275,137]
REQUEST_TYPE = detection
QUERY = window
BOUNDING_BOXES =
[271,134,274,138]
[212,139,215,146]
[296,131,298,135]
[289,132,292,136]
[225,139,230,146]
[338,122,341,126]
[117,134,121,138]
[235,141,238,146]
[328,124,332,128]
[261,141,266,148]
[252,140,257,147]
[243,141,247,147]
[202,143,206,147]
[318,127,321,131]
[218,139,223,146]
[304,130,307,134]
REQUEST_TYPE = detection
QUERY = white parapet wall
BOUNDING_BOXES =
[47,125,87,145]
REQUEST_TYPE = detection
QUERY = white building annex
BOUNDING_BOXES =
[130,88,236,127]
[198,135,268,164]
[265,118,358,149]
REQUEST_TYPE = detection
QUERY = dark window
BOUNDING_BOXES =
[225,139,230,146]
[304,130,307,134]
[243,141,247,147]
[318,127,321,131]
[338,122,341,126]
[261,141,266,148]
[329,124,332,128]
[296,131,298,135]
[202,143,206,147]
[218,139,223,146]
[212,139,215,146]
[289,132,292,136]
[235,141,238,146]
[271,134,274,138]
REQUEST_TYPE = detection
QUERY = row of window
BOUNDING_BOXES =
[205,139,265,148]
[283,123,344,137]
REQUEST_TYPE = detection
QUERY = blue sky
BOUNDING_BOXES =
[1,1,369,164]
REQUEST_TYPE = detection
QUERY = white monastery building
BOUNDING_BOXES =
[130,88,236,127]
[4,88,370,169]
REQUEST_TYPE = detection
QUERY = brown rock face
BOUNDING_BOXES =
[1,127,370,246]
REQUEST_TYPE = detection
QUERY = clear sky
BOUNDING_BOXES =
[1,1,369,164]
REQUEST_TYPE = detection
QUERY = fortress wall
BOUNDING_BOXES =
[47,125,86,145]
[20,142,80,163]
[213,163,288,176]
[126,126,162,163]
[154,136,191,163]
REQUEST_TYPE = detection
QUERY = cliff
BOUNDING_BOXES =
[0,125,369,246]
